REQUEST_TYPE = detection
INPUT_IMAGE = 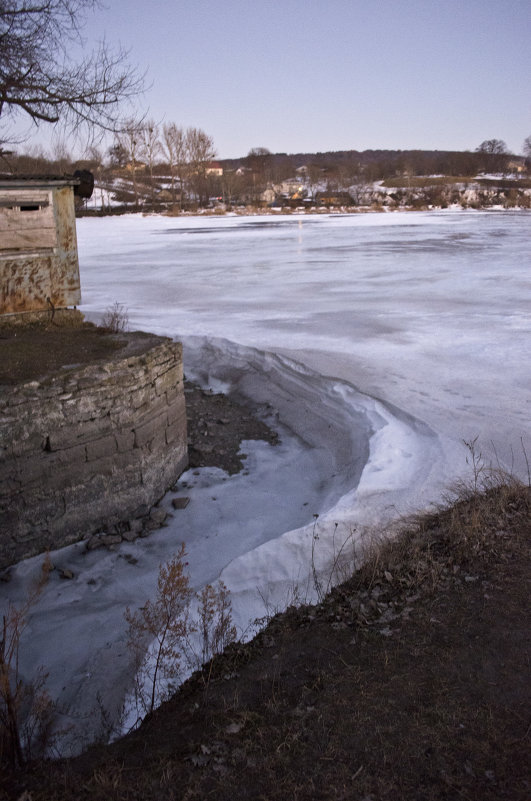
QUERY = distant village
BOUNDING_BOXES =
[2,138,530,214]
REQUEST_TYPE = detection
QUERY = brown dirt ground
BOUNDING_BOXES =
[0,321,167,386]
[1,325,529,801]
[184,380,279,475]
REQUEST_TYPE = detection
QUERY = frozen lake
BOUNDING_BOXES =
[77,209,530,480]
[2,209,530,751]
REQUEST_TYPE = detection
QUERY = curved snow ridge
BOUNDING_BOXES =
[181,336,446,632]
[182,335,372,511]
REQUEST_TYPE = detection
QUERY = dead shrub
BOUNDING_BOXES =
[0,555,54,768]
[125,545,194,719]
[196,581,237,666]
[125,547,237,724]
[101,301,129,333]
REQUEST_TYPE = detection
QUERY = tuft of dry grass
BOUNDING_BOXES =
[100,302,129,333]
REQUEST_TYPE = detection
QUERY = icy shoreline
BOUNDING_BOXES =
[0,337,453,755]
[182,337,454,632]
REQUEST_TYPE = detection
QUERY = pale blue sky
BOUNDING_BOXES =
[18,0,531,158]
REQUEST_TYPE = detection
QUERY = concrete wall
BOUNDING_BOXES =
[0,340,188,568]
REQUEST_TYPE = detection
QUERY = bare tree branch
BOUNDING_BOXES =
[0,0,144,143]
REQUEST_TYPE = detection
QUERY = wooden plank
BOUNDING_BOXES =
[0,208,55,231]
[0,202,56,249]
[1,228,57,249]
[0,190,50,203]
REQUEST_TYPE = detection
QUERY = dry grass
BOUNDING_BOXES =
[100,302,129,333]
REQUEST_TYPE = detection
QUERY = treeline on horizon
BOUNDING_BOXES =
[2,145,523,182]
[220,147,520,181]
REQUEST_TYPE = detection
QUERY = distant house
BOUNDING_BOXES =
[260,187,276,204]
[506,159,526,174]
[315,191,354,207]
[125,159,145,172]
[0,173,93,316]
[206,161,223,176]
[156,188,175,203]
[276,178,307,200]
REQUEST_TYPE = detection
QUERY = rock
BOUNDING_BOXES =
[112,520,130,535]
[86,535,104,551]
[59,568,74,580]
[122,530,138,542]
[172,496,190,510]
[149,506,167,524]
[100,534,123,547]
[132,504,150,519]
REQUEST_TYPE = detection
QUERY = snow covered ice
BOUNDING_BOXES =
[2,209,530,752]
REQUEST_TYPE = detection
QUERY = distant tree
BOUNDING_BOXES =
[523,135,531,159]
[113,118,145,207]
[476,139,508,154]
[78,143,104,174]
[220,168,244,207]
[4,143,49,174]
[186,127,216,206]
[245,147,272,202]
[305,163,324,201]
[108,142,128,169]
[246,147,272,172]
[162,122,188,209]
[475,139,509,173]
[140,120,161,206]
[50,136,72,173]
[0,0,143,145]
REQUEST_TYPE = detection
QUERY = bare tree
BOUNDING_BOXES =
[245,147,272,203]
[140,120,161,206]
[0,0,143,143]
[476,139,508,154]
[108,141,128,169]
[50,134,72,172]
[475,139,509,173]
[162,122,187,209]
[186,126,216,207]
[523,135,531,160]
[113,117,144,207]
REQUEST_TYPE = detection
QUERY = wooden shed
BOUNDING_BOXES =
[0,173,93,316]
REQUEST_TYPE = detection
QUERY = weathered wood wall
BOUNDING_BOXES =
[0,184,81,314]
